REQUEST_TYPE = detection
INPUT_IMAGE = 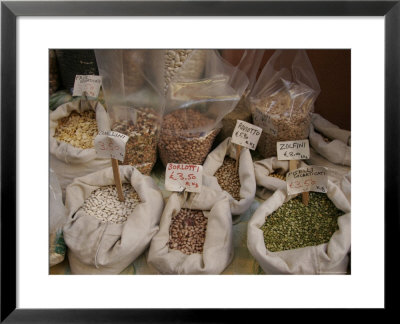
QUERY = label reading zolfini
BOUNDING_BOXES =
[286,166,328,195]
[72,75,102,98]
[165,163,203,193]
[277,139,310,160]
[94,131,129,162]
[231,120,262,150]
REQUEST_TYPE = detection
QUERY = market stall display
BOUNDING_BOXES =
[63,165,164,274]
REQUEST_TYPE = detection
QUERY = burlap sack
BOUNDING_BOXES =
[253,158,308,200]
[147,181,233,274]
[63,165,164,274]
[247,179,351,274]
[203,137,256,216]
[309,113,351,166]
[50,100,111,199]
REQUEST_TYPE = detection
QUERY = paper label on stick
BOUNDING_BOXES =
[94,131,129,162]
[165,163,203,193]
[252,109,278,137]
[277,140,310,160]
[286,166,328,195]
[73,75,102,98]
[231,120,262,150]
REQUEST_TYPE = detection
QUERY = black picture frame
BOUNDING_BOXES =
[1,0,398,322]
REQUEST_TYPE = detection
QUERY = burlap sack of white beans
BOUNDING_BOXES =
[147,181,233,274]
[50,100,111,200]
[247,179,351,274]
[63,165,164,274]
[309,113,351,166]
[253,157,308,200]
[202,137,256,216]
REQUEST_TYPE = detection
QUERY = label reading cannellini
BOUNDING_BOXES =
[286,166,328,195]
[73,75,102,98]
[277,139,310,160]
[94,131,129,162]
[231,120,262,150]
[165,163,203,193]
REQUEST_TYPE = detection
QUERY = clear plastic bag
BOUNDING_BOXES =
[218,50,265,141]
[158,50,249,166]
[249,50,320,158]
[95,50,165,175]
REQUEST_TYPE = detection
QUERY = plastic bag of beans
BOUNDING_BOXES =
[147,180,233,274]
[217,50,265,142]
[158,50,249,166]
[253,157,308,200]
[63,165,164,274]
[249,50,321,158]
[49,169,67,267]
[247,179,351,275]
[50,99,111,199]
[309,113,351,166]
[203,137,256,216]
[95,49,165,175]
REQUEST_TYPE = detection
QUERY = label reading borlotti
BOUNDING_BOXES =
[231,120,262,150]
[165,163,203,193]
[286,166,328,195]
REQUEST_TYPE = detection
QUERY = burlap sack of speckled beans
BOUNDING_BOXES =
[309,113,351,166]
[249,50,321,158]
[63,165,164,274]
[217,50,265,143]
[247,179,351,275]
[50,100,111,200]
[203,137,256,217]
[253,157,308,200]
[147,177,233,274]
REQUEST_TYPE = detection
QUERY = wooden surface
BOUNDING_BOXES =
[220,49,351,131]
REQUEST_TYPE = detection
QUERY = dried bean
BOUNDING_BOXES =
[214,156,241,201]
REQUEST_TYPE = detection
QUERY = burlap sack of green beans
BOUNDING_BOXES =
[309,113,351,166]
[203,137,256,217]
[63,165,164,274]
[247,179,351,274]
[147,178,233,274]
[49,100,111,200]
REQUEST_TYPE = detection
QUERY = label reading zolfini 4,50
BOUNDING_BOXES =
[165,163,203,193]
[277,139,310,160]
[231,120,262,150]
[94,131,129,162]
[72,75,102,98]
[286,166,328,195]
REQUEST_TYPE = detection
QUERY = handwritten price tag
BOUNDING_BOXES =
[165,163,203,193]
[277,140,310,160]
[73,75,102,98]
[252,109,278,137]
[94,131,129,162]
[231,120,262,150]
[286,166,328,195]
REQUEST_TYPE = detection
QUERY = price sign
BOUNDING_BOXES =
[73,75,102,98]
[252,109,278,137]
[231,120,262,150]
[94,131,129,162]
[286,166,328,195]
[165,163,203,193]
[277,140,310,160]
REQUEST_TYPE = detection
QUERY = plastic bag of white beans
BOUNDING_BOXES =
[247,180,351,275]
[203,137,256,217]
[49,99,111,200]
[63,165,164,274]
[147,180,233,274]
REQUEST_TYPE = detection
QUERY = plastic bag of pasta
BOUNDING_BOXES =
[249,50,320,158]
[95,49,165,175]
[158,50,249,166]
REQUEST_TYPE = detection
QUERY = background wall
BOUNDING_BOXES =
[220,49,351,131]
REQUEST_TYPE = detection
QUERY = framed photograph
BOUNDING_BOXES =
[1,0,398,321]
